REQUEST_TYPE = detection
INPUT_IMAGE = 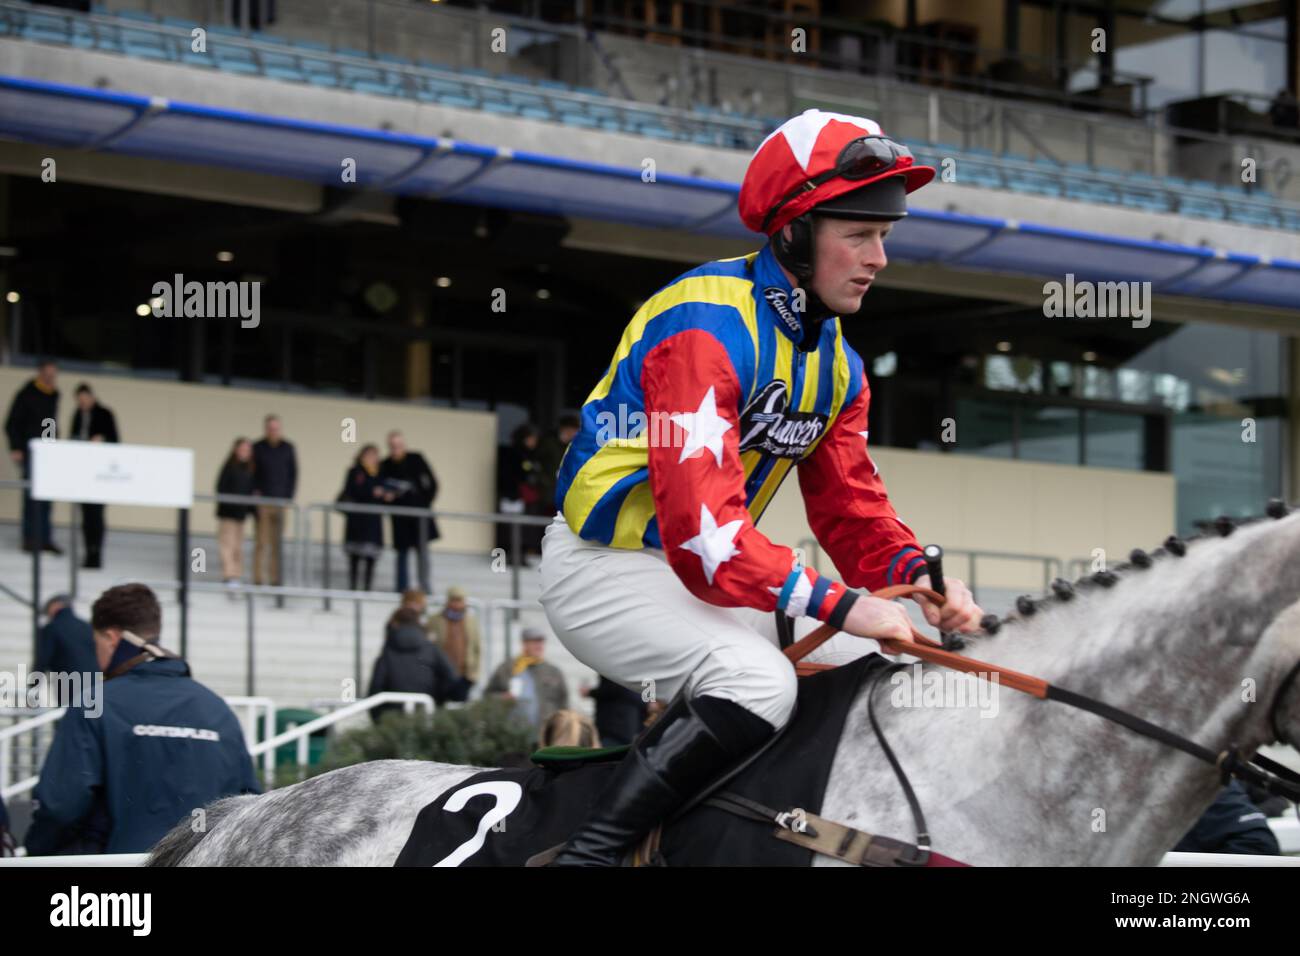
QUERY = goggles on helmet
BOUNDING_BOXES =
[759,135,914,234]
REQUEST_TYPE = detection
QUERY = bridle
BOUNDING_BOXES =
[779,584,1300,864]
[785,584,1300,800]
[1270,657,1300,749]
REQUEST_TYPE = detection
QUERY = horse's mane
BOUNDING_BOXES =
[964,497,1293,644]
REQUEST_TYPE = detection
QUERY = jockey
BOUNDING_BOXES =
[539,109,986,866]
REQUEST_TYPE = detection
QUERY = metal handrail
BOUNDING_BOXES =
[127,577,487,699]
[240,693,438,783]
[300,501,551,608]
[0,706,67,800]
[4,473,555,596]
[197,492,303,586]
[0,580,31,608]
[222,695,278,786]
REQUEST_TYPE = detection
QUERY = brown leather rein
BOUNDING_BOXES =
[786,584,1047,695]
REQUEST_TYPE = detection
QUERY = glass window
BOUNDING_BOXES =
[1047,361,1074,397]
[1116,368,1152,405]
[227,319,286,388]
[373,336,408,401]
[1080,365,1116,401]
[430,343,456,401]
[1171,411,1283,534]
[290,324,366,397]
[953,398,1014,458]
[461,346,537,412]
[1152,373,1191,411]
[1020,406,1081,465]
[1202,21,1287,101]
[1085,409,1145,470]
[984,355,1041,393]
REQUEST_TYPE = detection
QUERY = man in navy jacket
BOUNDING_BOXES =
[1172,780,1281,856]
[34,594,98,678]
[24,584,261,855]
[251,413,297,586]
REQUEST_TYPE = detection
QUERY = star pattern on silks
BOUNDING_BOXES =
[671,385,732,467]
[859,429,879,476]
[680,502,743,585]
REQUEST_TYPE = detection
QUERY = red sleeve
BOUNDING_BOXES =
[797,366,925,593]
[643,329,858,624]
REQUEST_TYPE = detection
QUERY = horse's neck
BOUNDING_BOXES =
[824,532,1300,866]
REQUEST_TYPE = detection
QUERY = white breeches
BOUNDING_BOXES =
[538,514,877,728]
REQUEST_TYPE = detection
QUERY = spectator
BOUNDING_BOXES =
[252,414,296,586]
[34,594,97,678]
[23,584,260,855]
[1241,779,1292,818]
[539,709,601,749]
[582,676,649,748]
[4,359,61,554]
[1172,780,1281,855]
[367,606,457,723]
[337,443,389,591]
[379,430,439,594]
[427,585,481,701]
[68,383,119,569]
[485,627,568,732]
[496,422,544,561]
[215,437,255,586]
[535,413,579,517]
[397,588,428,618]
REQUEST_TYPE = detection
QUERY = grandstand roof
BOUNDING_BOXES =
[2,73,1298,311]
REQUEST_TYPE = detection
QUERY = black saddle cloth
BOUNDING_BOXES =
[394,653,891,867]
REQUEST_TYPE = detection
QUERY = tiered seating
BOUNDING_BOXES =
[5,1,766,147]
[913,144,1284,228]
[4,1,1295,230]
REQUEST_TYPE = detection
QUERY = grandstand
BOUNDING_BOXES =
[0,0,1298,864]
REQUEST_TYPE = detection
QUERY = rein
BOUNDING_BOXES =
[784,584,1300,806]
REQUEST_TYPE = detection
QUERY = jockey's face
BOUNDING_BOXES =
[807,216,891,316]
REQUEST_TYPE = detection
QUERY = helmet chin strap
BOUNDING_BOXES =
[771,214,836,350]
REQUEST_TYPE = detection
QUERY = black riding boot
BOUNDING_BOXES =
[549,693,775,866]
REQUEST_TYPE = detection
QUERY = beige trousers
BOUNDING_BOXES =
[254,505,286,585]
[217,518,245,581]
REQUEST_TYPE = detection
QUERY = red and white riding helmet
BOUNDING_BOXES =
[739,110,935,236]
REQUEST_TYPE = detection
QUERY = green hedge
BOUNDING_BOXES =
[301,697,535,779]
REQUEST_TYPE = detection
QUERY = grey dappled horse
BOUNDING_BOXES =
[149,509,1300,866]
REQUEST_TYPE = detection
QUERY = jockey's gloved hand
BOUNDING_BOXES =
[911,576,985,633]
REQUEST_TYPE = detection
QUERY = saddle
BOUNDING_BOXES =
[395,648,966,867]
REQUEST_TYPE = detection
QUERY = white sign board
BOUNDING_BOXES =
[29,440,194,508]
